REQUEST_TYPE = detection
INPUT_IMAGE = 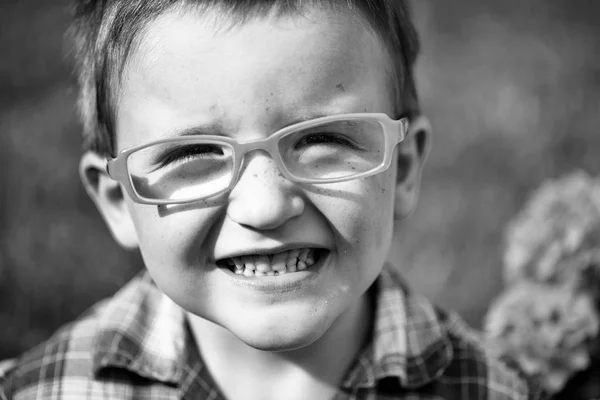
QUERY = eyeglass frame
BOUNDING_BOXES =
[106,112,409,205]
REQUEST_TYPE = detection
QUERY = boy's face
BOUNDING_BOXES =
[86,7,426,350]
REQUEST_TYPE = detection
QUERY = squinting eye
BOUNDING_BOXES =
[294,133,360,150]
[155,144,225,169]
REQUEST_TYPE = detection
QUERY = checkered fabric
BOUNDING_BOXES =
[0,264,546,399]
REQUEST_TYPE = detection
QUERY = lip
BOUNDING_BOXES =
[216,249,330,293]
[213,243,329,262]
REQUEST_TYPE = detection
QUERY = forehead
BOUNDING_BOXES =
[116,6,393,147]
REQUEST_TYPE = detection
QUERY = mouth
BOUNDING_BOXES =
[216,248,327,277]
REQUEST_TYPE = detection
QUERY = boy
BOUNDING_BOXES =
[0,0,544,399]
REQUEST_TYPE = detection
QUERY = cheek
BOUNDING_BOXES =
[354,173,395,253]
[126,204,226,314]
[310,168,396,256]
[127,203,220,270]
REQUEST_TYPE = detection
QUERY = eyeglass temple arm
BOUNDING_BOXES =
[104,157,122,180]
[393,118,410,144]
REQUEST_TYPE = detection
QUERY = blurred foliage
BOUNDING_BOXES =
[484,173,600,397]
[503,172,600,284]
[486,272,600,395]
[1,0,600,360]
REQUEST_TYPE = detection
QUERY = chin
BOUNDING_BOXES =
[228,312,333,352]
[237,330,321,353]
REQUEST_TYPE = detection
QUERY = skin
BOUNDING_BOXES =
[81,6,430,400]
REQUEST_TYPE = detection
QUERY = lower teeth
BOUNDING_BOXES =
[225,249,320,276]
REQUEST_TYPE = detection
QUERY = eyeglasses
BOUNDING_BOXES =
[106,113,408,205]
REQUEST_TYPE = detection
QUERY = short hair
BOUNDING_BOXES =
[70,0,421,156]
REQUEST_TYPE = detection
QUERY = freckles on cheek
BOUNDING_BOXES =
[312,176,394,249]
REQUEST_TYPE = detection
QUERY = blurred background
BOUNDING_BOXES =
[1,0,599,359]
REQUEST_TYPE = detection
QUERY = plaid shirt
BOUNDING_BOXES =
[0,264,546,400]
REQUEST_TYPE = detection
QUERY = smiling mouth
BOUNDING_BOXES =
[216,248,326,277]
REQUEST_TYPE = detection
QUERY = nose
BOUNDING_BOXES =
[227,153,305,231]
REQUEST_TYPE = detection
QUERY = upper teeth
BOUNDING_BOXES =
[227,248,316,276]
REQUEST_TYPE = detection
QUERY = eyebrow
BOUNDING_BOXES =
[164,110,351,139]
[167,123,227,138]
[284,110,349,128]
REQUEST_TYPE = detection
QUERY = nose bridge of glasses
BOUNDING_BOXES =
[238,135,275,151]
[235,134,282,163]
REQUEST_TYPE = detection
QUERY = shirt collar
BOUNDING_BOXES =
[91,271,188,384]
[91,265,454,390]
[342,263,454,390]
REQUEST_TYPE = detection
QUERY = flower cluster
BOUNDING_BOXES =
[503,171,600,284]
[485,281,599,393]
[485,171,600,396]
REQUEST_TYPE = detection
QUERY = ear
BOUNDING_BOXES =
[394,115,432,219]
[79,151,139,250]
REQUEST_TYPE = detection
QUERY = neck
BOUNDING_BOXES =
[187,291,373,398]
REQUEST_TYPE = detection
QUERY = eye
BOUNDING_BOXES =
[155,144,225,169]
[294,133,361,150]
